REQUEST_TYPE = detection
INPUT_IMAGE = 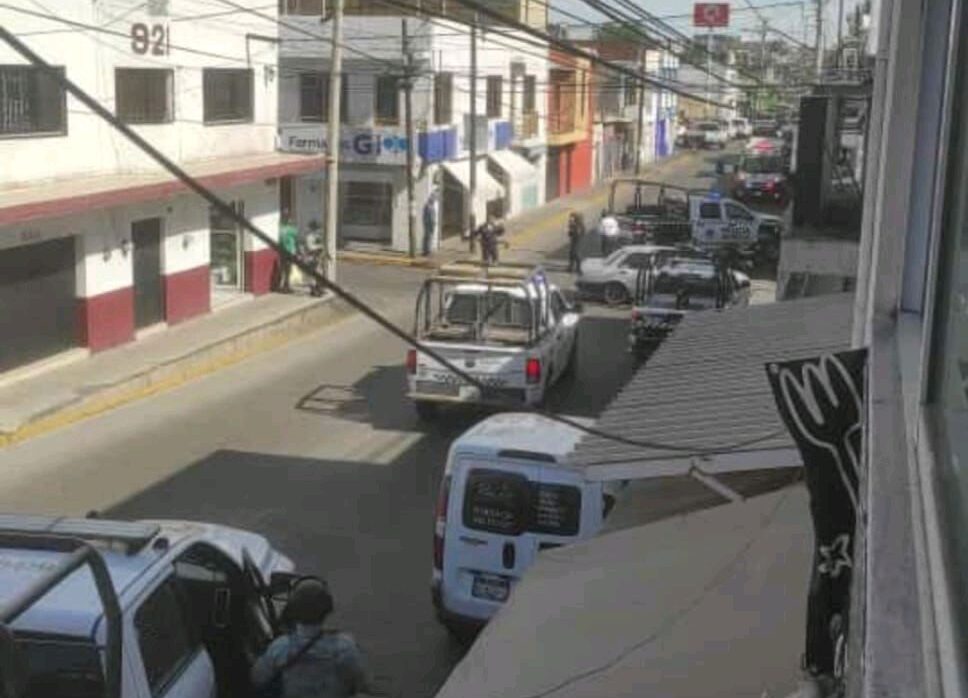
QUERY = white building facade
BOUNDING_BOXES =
[277,5,548,253]
[0,0,319,373]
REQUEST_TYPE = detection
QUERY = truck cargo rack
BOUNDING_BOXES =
[0,515,160,556]
[0,534,122,698]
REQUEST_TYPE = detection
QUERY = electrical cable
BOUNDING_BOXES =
[377,0,731,108]
[0,25,790,458]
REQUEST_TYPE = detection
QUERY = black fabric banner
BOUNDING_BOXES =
[766,349,867,677]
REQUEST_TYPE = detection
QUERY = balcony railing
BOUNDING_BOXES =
[515,110,539,139]
[548,110,575,135]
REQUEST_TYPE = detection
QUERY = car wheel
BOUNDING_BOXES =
[415,401,438,420]
[603,282,629,306]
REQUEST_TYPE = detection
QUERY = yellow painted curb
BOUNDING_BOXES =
[339,252,436,268]
[0,303,353,449]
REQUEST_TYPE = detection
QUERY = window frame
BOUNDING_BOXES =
[202,68,254,125]
[374,74,400,126]
[0,64,67,139]
[342,180,394,227]
[434,72,453,125]
[134,576,201,697]
[298,72,348,124]
[486,75,503,118]
[115,67,174,125]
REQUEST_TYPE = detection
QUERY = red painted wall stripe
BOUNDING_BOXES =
[244,248,278,296]
[77,287,134,352]
[164,266,211,325]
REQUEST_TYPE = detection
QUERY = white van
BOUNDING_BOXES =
[431,413,621,635]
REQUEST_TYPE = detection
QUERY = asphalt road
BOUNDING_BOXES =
[0,150,763,697]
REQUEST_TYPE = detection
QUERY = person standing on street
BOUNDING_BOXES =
[422,191,437,257]
[475,215,504,265]
[278,212,299,293]
[598,209,620,256]
[567,210,585,272]
[251,577,376,698]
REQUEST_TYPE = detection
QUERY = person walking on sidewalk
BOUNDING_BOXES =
[567,210,585,272]
[475,215,505,265]
[278,212,299,293]
[598,209,620,256]
[422,191,437,257]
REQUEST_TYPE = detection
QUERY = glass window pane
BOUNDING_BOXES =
[135,579,197,696]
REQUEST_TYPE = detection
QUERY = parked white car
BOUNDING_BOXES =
[0,514,300,698]
[407,261,580,417]
[577,244,706,306]
[730,117,751,139]
[695,121,728,149]
[431,413,624,635]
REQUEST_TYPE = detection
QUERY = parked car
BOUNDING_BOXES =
[752,120,782,138]
[407,261,580,417]
[577,244,706,306]
[0,514,302,698]
[730,117,751,139]
[733,154,790,205]
[431,413,625,636]
[628,255,751,353]
[695,121,728,149]
[690,192,783,266]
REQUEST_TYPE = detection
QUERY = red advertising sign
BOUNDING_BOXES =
[693,3,730,27]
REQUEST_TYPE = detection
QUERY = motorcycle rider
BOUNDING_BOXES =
[251,578,374,697]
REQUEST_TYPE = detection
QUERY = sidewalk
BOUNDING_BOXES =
[0,293,353,448]
[338,154,692,268]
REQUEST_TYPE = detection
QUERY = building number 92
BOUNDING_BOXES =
[131,23,170,56]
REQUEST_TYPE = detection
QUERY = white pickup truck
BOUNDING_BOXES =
[689,192,783,265]
[407,261,581,418]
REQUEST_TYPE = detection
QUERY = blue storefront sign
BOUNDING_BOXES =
[279,125,411,165]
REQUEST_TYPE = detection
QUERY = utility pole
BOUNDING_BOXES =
[814,0,824,81]
[634,52,645,174]
[402,18,417,258]
[323,0,343,283]
[468,13,478,252]
[753,21,767,120]
[836,0,845,71]
[704,27,712,118]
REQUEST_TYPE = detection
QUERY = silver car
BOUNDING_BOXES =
[576,245,674,305]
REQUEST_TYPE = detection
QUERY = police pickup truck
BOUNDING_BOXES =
[0,514,309,698]
[628,253,751,353]
[407,261,580,418]
[689,192,783,266]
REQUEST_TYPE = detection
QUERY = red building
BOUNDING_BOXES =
[546,50,595,201]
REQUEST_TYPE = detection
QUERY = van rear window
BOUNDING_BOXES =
[462,469,582,537]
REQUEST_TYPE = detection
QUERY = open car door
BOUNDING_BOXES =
[241,550,278,651]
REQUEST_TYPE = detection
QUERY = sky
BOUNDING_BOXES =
[551,0,858,48]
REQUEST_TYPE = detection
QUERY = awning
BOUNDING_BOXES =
[435,486,812,698]
[441,158,504,202]
[0,151,327,227]
[570,293,854,482]
[487,149,537,182]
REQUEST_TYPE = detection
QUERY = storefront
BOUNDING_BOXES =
[440,158,505,233]
[487,149,539,218]
[0,152,322,373]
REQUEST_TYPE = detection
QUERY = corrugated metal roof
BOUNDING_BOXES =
[570,294,854,475]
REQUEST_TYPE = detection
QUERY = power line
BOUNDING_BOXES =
[0,25,789,459]
[382,0,731,108]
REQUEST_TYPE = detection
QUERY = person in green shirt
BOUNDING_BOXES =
[278,213,299,293]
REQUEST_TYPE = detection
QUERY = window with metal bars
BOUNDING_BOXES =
[486,75,503,118]
[115,69,172,124]
[375,75,399,125]
[0,65,66,137]
[203,68,253,124]
[434,72,453,125]
[299,72,348,123]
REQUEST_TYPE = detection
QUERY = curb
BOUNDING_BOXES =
[0,296,355,449]
[338,251,439,269]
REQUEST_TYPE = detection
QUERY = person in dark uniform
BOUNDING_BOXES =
[567,211,585,272]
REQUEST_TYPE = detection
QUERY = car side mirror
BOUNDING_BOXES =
[269,571,301,599]
[0,626,27,698]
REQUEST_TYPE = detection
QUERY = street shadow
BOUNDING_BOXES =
[295,364,416,432]
[108,444,469,698]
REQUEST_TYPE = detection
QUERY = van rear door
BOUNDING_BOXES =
[442,457,587,619]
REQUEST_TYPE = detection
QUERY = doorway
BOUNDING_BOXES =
[441,170,465,238]
[209,202,244,306]
[131,218,164,330]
